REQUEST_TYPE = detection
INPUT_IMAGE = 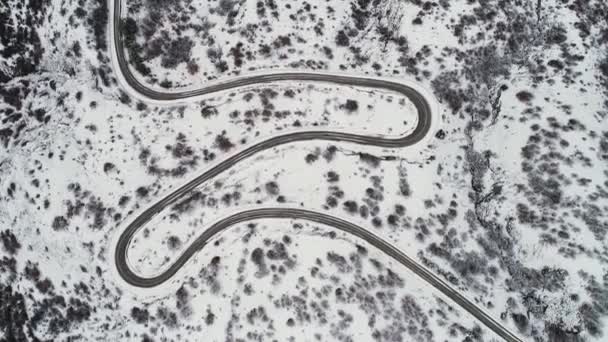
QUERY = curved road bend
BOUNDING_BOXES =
[110,1,524,341]
[112,0,433,103]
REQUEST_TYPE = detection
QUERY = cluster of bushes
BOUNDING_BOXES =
[121,18,151,76]
[0,284,28,340]
[121,10,196,79]
[0,0,47,82]
[87,0,108,52]
[0,230,21,254]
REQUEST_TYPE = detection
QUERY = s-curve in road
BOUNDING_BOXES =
[109,1,523,341]
[110,0,434,105]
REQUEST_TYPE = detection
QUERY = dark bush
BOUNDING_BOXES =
[265,181,279,195]
[136,186,149,198]
[215,133,234,151]
[131,307,149,324]
[343,200,358,213]
[175,286,191,317]
[205,309,215,325]
[121,17,138,46]
[326,171,339,182]
[0,285,28,340]
[201,106,218,118]
[156,307,178,328]
[0,0,46,79]
[118,195,130,207]
[545,323,583,342]
[52,216,69,231]
[0,230,20,254]
[399,177,411,197]
[251,248,265,267]
[161,37,194,69]
[431,71,465,113]
[272,35,291,48]
[516,90,534,102]
[450,251,487,277]
[435,129,446,139]
[342,99,358,113]
[35,278,53,294]
[600,57,608,78]
[511,313,528,331]
[187,60,199,75]
[545,25,568,45]
[335,30,350,46]
[216,0,238,16]
[103,162,115,173]
[387,214,398,226]
[88,0,108,51]
[66,298,91,323]
[167,236,181,250]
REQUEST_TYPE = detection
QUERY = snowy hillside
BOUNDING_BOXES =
[1,0,607,341]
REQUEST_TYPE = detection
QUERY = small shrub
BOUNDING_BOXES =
[335,30,350,46]
[0,230,21,254]
[131,307,149,324]
[516,90,534,102]
[52,216,69,231]
[215,133,234,151]
[342,99,358,113]
[167,236,181,250]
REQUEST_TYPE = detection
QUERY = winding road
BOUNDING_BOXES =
[109,1,524,341]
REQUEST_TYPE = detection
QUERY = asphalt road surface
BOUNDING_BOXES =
[110,1,523,341]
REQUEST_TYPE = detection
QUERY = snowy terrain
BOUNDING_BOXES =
[1,0,608,341]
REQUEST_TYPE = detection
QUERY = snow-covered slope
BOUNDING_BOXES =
[1,0,607,341]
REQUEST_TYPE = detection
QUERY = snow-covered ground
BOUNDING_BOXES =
[1,0,608,341]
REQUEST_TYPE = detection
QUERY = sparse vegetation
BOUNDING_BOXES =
[1,0,607,340]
